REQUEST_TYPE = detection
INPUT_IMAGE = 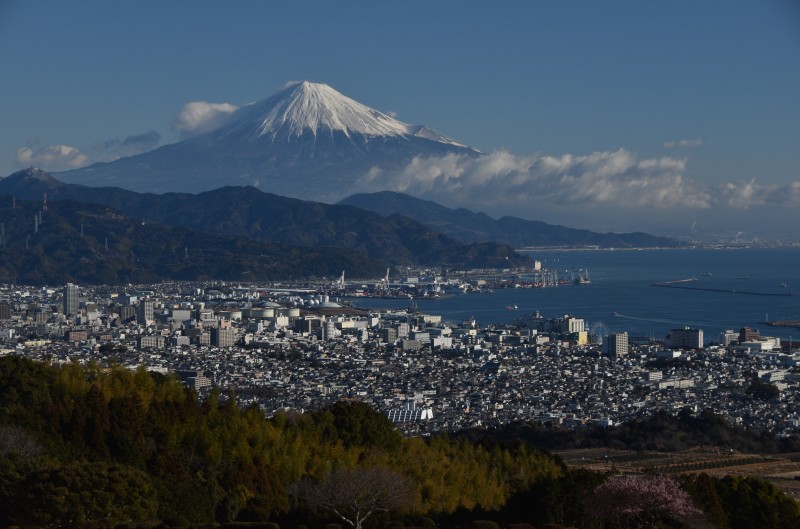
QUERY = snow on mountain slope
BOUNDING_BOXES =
[253,81,411,139]
[220,81,476,149]
[56,81,480,200]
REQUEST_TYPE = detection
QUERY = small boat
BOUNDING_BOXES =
[505,304,518,311]
[612,311,621,317]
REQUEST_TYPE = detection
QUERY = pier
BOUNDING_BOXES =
[652,279,793,297]
[761,320,800,329]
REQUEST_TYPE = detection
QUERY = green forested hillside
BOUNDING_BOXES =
[0,198,385,284]
[0,169,532,269]
[0,357,559,527]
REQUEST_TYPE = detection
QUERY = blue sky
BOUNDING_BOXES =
[1,1,799,238]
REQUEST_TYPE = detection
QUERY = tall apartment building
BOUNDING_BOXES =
[555,315,585,334]
[720,329,739,346]
[211,327,236,348]
[119,305,136,323]
[63,283,79,317]
[605,332,629,357]
[740,326,760,343]
[669,327,704,349]
[382,327,398,343]
[397,322,410,339]
[137,300,155,325]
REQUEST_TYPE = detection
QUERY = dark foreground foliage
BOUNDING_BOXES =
[457,408,800,454]
[0,356,798,529]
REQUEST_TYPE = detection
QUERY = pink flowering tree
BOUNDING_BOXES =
[585,475,701,529]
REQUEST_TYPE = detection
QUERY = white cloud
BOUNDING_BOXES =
[720,179,800,209]
[171,101,239,138]
[16,144,89,171]
[663,138,703,148]
[721,179,764,209]
[371,148,711,214]
[358,148,800,237]
[16,130,161,172]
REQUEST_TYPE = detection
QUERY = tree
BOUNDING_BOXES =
[0,424,43,459]
[13,460,158,528]
[713,475,800,529]
[291,466,415,529]
[585,475,701,529]
[747,379,780,401]
[315,401,402,450]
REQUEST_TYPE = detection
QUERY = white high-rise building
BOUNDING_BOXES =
[605,332,629,357]
[63,283,79,317]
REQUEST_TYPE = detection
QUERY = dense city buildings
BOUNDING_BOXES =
[1,280,799,439]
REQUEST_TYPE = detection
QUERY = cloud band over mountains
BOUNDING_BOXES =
[13,98,239,171]
[16,131,161,172]
[13,93,799,218]
[366,149,800,214]
[16,144,88,171]
[387,149,708,209]
[17,139,799,214]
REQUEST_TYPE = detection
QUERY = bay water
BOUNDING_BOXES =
[353,247,800,344]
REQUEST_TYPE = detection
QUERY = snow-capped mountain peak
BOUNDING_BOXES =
[56,81,480,199]
[248,81,411,140]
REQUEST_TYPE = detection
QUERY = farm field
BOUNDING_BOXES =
[553,447,800,500]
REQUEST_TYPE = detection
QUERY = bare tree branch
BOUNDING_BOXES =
[0,423,43,459]
[290,467,416,529]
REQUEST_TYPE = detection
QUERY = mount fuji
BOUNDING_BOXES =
[55,81,480,201]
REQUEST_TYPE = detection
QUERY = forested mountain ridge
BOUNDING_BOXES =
[340,191,683,248]
[0,168,531,269]
[0,196,385,284]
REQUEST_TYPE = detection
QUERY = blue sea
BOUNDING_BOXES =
[353,247,800,344]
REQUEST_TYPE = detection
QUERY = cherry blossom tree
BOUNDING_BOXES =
[585,475,701,529]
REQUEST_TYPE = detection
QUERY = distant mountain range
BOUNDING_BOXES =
[55,81,479,202]
[339,191,682,248]
[0,169,531,276]
[43,81,681,251]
